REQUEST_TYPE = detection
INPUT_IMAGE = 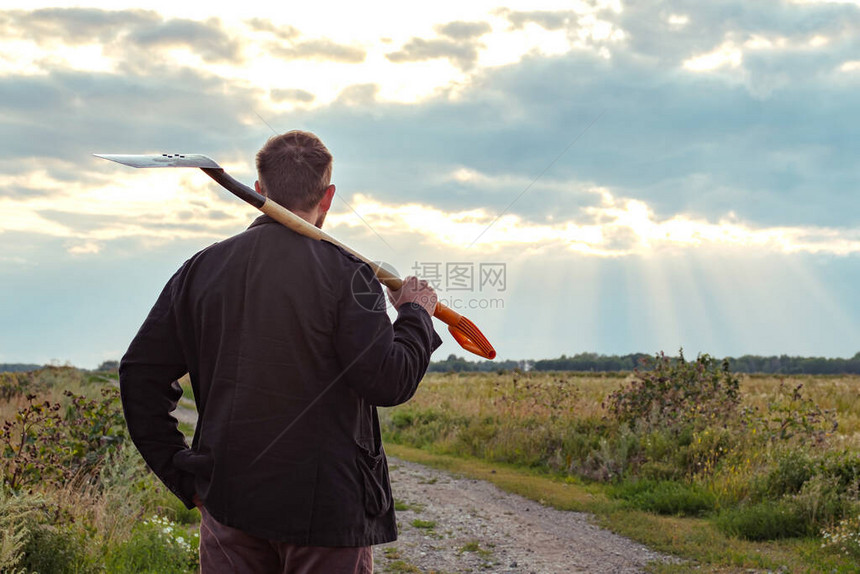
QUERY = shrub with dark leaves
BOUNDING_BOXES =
[606,350,741,435]
[1,389,126,491]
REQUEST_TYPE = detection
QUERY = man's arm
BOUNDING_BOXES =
[335,269,442,406]
[119,271,195,508]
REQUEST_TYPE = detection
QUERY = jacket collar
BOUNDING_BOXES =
[248,214,277,229]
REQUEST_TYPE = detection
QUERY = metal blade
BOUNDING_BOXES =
[93,153,221,169]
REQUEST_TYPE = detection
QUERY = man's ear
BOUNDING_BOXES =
[319,184,335,212]
[254,180,264,196]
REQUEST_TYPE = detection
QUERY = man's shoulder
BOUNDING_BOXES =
[184,222,371,274]
[323,242,373,269]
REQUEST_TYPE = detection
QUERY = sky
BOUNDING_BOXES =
[2,0,860,368]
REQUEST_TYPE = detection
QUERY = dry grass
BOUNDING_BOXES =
[741,375,860,446]
[0,367,112,422]
[409,372,860,443]
[411,371,625,421]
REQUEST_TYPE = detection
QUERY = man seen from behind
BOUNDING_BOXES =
[120,130,442,573]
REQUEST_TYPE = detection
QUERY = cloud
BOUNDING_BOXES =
[502,9,576,31]
[0,8,160,45]
[244,17,364,63]
[126,17,242,64]
[4,0,860,368]
[0,67,264,170]
[498,7,625,53]
[294,35,860,231]
[335,84,380,106]
[0,8,244,65]
[435,21,492,40]
[0,167,251,255]
[614,0,860,78]
[326,188,860,257]
[244,17,299,39]
[386,37,483,70]
[386,19,493,70]
[270,88,315,103]
[3,0,860,245]
[268,38,366,63]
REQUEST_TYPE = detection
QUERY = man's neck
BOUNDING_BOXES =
[292,208,324,229]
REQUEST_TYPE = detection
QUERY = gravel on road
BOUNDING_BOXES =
[374,457,680,574]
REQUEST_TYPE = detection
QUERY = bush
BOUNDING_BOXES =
[572,424,640,482]
[743,381,838,446]
[611,479,716,517]
[384,408,464,449]
[603,353,744,481]
[18,522,95,574]
[6,446,200,574]
[0,369,200,573]
[790,474,856,530]
[105,515,198,574]
[0,372,35,402]
[0,389,126,491]
[606,351,740,436]
[714,501,809,540]
[819,450,860,491]
[151,486,201,526]
[759,449,816,499]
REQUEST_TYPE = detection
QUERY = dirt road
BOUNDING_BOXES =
[173,404,676,572]
[375,457,678,574]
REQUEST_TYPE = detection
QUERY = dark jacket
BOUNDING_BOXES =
[120,215,442,546]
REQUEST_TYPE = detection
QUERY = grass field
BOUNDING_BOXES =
[2,363,859,572]
[380,365,860,573]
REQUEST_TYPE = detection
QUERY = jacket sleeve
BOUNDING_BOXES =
[119,269,195,508]
[335,263,443,407]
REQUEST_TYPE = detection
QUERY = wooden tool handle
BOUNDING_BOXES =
[201,168,496,360]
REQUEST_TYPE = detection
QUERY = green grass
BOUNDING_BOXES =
[178,421,196,438]
[383,560,421,573]
[458,540,493,558]
[394,499,425,512]
[379,547,424,573]
[610,480,717,517]
[713,502,809,541]
[410,518,437,530]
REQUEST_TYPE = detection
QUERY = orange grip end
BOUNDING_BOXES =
[449,324,496,360]
[433,303,496,360]
[433,303,461,327]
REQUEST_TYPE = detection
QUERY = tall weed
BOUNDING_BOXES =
[0,486,40,572]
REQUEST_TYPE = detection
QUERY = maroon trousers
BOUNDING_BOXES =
[199,507,373,574]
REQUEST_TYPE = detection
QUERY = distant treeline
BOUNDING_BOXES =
[429,352,860,375]
[0,363,43,373]
[7,354,860,376]
[0,361,116,374]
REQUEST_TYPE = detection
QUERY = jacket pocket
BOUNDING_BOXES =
[173,449,214,477]
[356,444,392,517]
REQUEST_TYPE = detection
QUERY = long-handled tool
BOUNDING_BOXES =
[94,153,496,360]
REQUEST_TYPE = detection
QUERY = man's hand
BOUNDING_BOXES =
[386,276,438,317]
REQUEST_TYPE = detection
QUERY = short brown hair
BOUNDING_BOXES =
[255,130,333,211]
